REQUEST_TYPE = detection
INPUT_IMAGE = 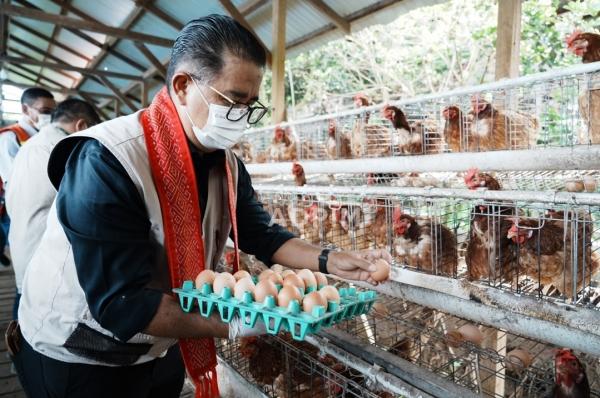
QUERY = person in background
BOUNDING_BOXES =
[0,88,56,266]
[5,98,100,320]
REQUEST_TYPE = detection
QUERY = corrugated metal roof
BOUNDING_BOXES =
[2,0,444,117]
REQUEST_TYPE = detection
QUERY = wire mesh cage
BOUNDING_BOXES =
[333,292,600,398]
[251,169,600,195]
[255,190,600,308]
[239,65,600,164]
[216,335,394,397]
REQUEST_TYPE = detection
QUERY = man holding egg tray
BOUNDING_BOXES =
[12,15,391,398]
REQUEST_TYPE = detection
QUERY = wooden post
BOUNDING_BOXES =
[141,80,149,108]
[114,99,120,117]
[495,0,521,80]
[271,0,286,124]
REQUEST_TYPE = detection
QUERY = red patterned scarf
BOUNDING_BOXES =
[141,87,240,397]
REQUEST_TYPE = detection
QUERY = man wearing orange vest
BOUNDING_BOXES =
[0,87,56,266]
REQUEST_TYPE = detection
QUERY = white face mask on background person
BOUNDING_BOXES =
[34,114,52,130]
[183,78,248,150]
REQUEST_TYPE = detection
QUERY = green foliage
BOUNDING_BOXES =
[259,0,598,124]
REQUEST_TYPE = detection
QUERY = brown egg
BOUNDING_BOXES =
[371,259,391,282]
[268,272,284,285]
[277,285,302,308]
[195,270,216,289]
[566,180,585,192]
[314,271,328,287]
[281,269,297,278]
[446,323,484,347]
[232,270,251,281]
[258,269,275,281]
[233,277,255,301]
[302,291,327,314]
[271,264,284,273]
[319,286,340,304]
[505,349,533,371]
[297,269,317,288]
[213,273,236,295]
[254,279,278,304]
[283,273,305,291]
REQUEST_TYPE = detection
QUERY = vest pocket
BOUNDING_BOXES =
[63,323,152,366]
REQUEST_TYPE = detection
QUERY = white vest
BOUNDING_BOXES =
[19,111,238,366]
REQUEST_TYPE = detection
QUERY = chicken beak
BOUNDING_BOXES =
[507,230,517,239]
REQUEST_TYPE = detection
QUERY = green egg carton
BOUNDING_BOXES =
[173,280,377,341]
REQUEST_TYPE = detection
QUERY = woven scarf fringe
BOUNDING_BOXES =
[193,367,219,398]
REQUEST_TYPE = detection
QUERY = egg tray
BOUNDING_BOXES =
[173,281,377,341]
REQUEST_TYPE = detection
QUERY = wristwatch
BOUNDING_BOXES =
[318,249,330,274]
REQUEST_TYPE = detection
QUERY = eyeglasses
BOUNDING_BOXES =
[190,75,268,125]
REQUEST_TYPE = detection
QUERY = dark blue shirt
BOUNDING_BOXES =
[56,139,294,342]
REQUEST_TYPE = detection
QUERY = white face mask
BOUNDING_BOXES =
[34,114,52,130]
[183,79,248,150]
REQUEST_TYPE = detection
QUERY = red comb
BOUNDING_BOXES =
[392,207,403,222]
[292,162,303,173]
[464,168,479,182]
[555,348,577,361]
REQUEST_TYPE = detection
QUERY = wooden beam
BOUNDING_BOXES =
[99,76,137,112]
[79,92,110,120]
[0,4,173,47]
[495,0,521,79]
[140,80,149,108]
[8,45,76,81]
[135,1,183,30]
[0,0,9,55]
[7,63,66,88]
[271,0,286,123]
[9,35,77,80]
[10,19,91,62]
[72,1,152,90]
[219,0,272,65]
[134,42,166,78]
[239,0,269,16]
[0,55,145,81]
[287,0,398,51]
[1,79,117,99]
[37,0,70,85]
[114,99,121,117]
[25,0,147,73]
[306,0,350,34]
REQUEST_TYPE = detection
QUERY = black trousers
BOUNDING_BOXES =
[12,339,185,398]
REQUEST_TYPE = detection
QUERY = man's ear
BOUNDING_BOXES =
[74,119,88,132]
[171,73,191,106]
[21,103,29,115]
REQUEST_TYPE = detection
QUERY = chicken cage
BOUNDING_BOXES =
[215,335,394,397]
[237,62,600,164]
[328,292,600,398]
[222,62,600,398]
[255,186,600,308]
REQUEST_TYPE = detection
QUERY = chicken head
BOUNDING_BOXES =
[392,208,412,236]
[566,30,588,57]
[274,126,285,142]
[353,93,370,108]
[554,348,589,393]
[442,106,460,120]
[507,221,533,245]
